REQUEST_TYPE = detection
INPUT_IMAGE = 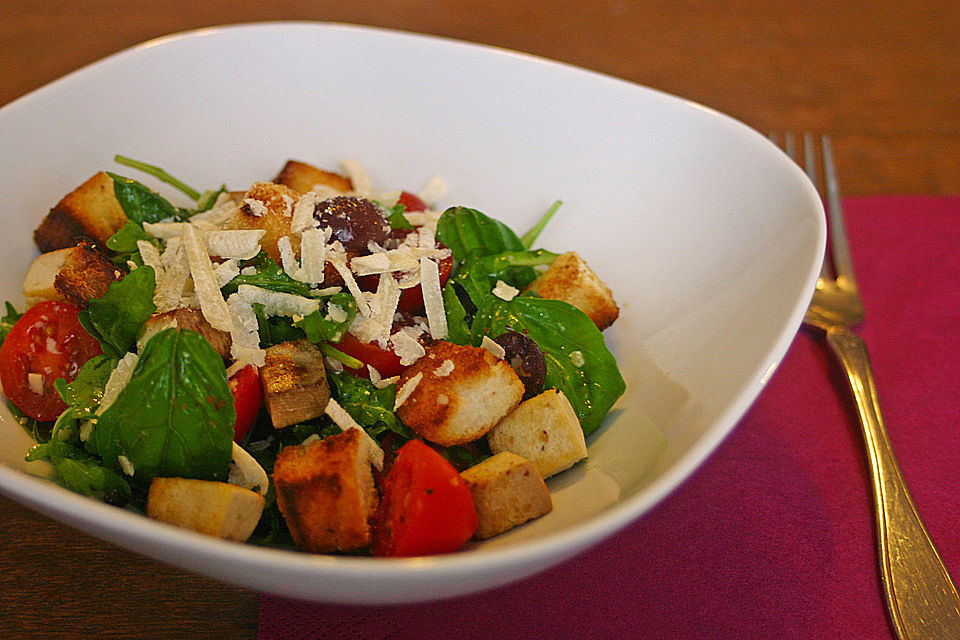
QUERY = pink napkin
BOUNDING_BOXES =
[259,196,960,639]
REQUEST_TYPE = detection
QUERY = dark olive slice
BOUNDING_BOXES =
[314,196,390,253]
[494,330,546,400]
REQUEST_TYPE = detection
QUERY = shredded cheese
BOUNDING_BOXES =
[394,372,422,410]
[205,229,265,260]
[184,226,235,332]
[341,159,374,197]
[236,284,320,318]
[481,335,506,359]
[324,398,385,470]
[492,280,520,301]
[290,191,319,234]
[434,359,455,377]
[420,256,447,340]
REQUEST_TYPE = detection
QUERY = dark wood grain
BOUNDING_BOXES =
[0,1,957,638]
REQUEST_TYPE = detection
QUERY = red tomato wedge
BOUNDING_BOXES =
[397,191,427,212]
[229,364,263,443]
[0,301,102,421]
[371,439,479,557]
[333,332,405,379]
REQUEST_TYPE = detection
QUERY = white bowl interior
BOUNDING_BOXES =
[0,22,823,603]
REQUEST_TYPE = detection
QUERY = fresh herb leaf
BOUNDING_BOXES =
[436,207,526,263]
[106,222,161,269]
[520,200,562,249]
[79,266,157,358]
[222,252,315,298]
[195,186,228,213]
[6,399,51,443]
[108,173,186,224]
[251,303,304,347]
[0,301,23,347]
[27,438,132,503]
[318,343,364,370]
[441,282,472,346]
[471,296,625,435]
[114,155,201,201]
[54,354,118,419]
[449,249,557,311]
[87,328,235,483]
[384,203,414,230]
[328,371,413,441]
[293,292,358,343]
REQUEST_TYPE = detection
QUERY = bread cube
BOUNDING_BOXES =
[146,477,266,542]
[272,429,378,553]
[34,172,128,252]
[273,160,352,195]
[526,251,619,330]
[53,243,124,308]
[138,307,232,359]
[461,452,552,539]
[22,248,71,306]
[260,339,331,428]
[222,181,301,263]
[487,389,587,478]
[396,340,525,447]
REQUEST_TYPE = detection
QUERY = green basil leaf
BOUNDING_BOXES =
[27,439,132,503]
[441,282,473,346]
[293,292,358,343]
[519,200,562,249]
[472,296,624,435]
[194,186,228,213]
[449,250,557,311]
[88,328,235,483]
[251,303,305,347]
[54,354,119,419]
[108,173,182,224]
[222,252,315,298]
[328,371,413,441]
[80,266,157,358]
[436,207,525,263]
[384,203,414,230]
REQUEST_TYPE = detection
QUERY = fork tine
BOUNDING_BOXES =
[821,135,858,290]
[780,132,832,284]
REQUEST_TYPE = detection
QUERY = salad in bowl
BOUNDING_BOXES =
[1,156,624,556]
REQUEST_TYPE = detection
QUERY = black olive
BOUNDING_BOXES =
[314,196,390,253]
[495,331,546,400]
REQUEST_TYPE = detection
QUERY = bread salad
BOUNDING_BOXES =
[0,156,624,556]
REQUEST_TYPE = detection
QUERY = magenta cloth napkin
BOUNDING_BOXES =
[259,196,960,639]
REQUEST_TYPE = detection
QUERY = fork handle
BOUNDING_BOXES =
[826,326,960,639]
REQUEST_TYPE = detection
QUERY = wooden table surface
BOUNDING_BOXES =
[0,1,957,638]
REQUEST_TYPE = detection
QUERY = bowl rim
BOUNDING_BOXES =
[0,20,826,594]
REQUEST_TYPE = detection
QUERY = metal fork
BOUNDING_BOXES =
[778,132,960,639]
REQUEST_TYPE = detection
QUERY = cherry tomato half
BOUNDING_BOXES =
[397,191,427,212]
[371,439,478,557]
[0,301,102,421]
[333,332,405,379]
[229,364,263,443]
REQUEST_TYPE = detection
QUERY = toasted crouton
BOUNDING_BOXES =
[53,243,124,308]
[272,429,379,553]
[138,307,233,359]
[273,160,352,195]
[222,181,301,263]
[34,172,128,252]
[260,339,331,428]
[526,251,619,330]
[396,340,525,447]
[461,452,552,539]
[22,248,72,306]
[487,389,587,479]
[146,477,265,542]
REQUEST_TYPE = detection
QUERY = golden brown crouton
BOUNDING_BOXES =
[222,181,301,263]
[526,251,619,330]
[273,160,352,195]
[487,389,587,479]
[34,172,128,252]
[461,452,552,539]
[138,307,233,359]
[22,248,72,306]
[260,339,331,429]
[53,243,124,308]
[146,477,265,542]
[396,340,525,447]
[272,429,378,553]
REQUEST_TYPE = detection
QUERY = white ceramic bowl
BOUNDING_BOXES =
[0,22,824,603]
